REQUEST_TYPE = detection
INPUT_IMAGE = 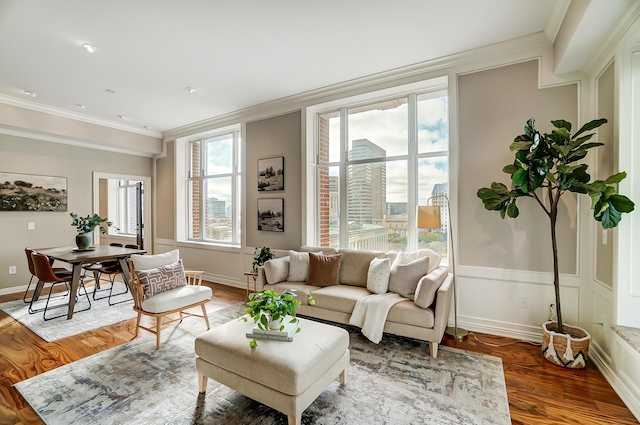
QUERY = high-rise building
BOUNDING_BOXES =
[431,182,448,233]
[348,139,386,223]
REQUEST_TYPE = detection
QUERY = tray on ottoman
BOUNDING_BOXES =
[195,316,350,425]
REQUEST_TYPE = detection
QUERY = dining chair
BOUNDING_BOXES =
[30,253,91,320]
[127,249,211,349]
[23,247,72,304]
[85,242,133,305]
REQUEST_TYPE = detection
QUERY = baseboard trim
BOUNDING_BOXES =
[591,343,640,421]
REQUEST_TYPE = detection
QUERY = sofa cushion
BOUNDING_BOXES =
[414,266,448,308]
[337,249,387,287]
[387,300,435,328]
[366,257,391,294]
[400,249,441,273]
[135,259,187,299]
[301,246,338,255]
[307,252,343,287]
[311,285,371,314]
[288,250,320,282]
[388,255,430,300]
[264,256,290,284]
[263,282,321,306]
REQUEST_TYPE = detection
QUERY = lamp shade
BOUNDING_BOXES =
[417,205,441,229]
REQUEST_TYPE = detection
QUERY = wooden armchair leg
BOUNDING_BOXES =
[429,341,438,358]
[201,304,210,329]
[134,312,142,337]
[155,317,162,350]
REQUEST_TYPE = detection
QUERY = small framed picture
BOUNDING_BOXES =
[258,156,284,191]
[258,198,284,232]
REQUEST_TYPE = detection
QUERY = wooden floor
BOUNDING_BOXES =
[0,282,637,425]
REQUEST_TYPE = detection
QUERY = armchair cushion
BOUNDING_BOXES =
[135,259,187,299]
[130,249,179,270]
[141,285,212,314]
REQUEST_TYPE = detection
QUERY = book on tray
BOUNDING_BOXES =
[246,321,300,341]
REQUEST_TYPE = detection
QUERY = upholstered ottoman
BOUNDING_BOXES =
[195,317,350,425]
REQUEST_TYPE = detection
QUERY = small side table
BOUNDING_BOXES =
[244,271,258,301]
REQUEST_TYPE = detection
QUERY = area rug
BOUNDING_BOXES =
[0,282,136,342]
[15,304,511,424]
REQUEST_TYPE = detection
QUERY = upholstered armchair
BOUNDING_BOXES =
[127,249,212,349]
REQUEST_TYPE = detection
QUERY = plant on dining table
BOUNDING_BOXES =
[70,212,112,234]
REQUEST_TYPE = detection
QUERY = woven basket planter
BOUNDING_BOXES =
[542,321,591,369]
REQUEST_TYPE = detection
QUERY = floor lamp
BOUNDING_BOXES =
[418,195,468,340]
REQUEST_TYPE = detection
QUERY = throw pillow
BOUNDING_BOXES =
[263,257,290,284]
[306,252,343,287]
[131,249,179,270]
[288,250,322,282]
[414,266,448,308]
[366,257,391,294]
[394,249,441,273]
[387,256,430,300]
[135,259,187,299]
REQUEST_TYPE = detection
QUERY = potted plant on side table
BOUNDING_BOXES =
[252,246,275,272]
[70,212,112,250]
[477,118,634,368]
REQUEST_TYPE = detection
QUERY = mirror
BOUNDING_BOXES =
[93,172,152,250]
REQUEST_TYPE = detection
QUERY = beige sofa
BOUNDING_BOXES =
[256,246,454,357]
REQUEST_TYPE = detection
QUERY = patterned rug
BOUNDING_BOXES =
[0,282,136,342]
[15,304,510,424]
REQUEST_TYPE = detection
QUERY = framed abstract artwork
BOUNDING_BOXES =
[0,172,67,211]
[257,198,284,232]
[258,156,284,191]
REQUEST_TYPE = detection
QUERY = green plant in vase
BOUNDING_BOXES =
[477,117,634,368]
[252,246,275,272]
[242,289,301,348]
[70,212,112,249]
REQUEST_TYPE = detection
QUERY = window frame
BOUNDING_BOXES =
[305,77,449,254]
[177,124,242,247]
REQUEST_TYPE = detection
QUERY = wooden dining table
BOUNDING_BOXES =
[33,244,147,319]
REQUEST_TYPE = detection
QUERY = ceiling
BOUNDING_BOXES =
[0,0,634,137]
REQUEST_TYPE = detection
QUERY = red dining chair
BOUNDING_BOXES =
[23,247,72,304]
[30,253,91,320]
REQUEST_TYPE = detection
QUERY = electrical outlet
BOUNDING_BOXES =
[8,266,16,275]
[519,297,528,308]
[27,221,35,230]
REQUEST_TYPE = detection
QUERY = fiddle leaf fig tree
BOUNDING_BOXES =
[477,118,634,334]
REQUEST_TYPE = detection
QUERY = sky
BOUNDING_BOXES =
[328,93,448,204]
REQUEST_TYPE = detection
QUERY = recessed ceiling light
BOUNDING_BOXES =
[75,104,86,109]
[82,43,96,53]
[105,89,116,94]
[186,87,197,94]
[23,90,37,98]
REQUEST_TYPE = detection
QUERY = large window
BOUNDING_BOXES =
[186,128,241,245]
[311,78,449,258]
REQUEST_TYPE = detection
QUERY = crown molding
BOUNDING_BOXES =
[584,1,640,76]
[163,32,552,141]
[0,93,161,138]
[0,126,155,157]
[544,0,571,43]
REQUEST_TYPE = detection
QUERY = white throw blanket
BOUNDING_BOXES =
[349,293,406,343]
